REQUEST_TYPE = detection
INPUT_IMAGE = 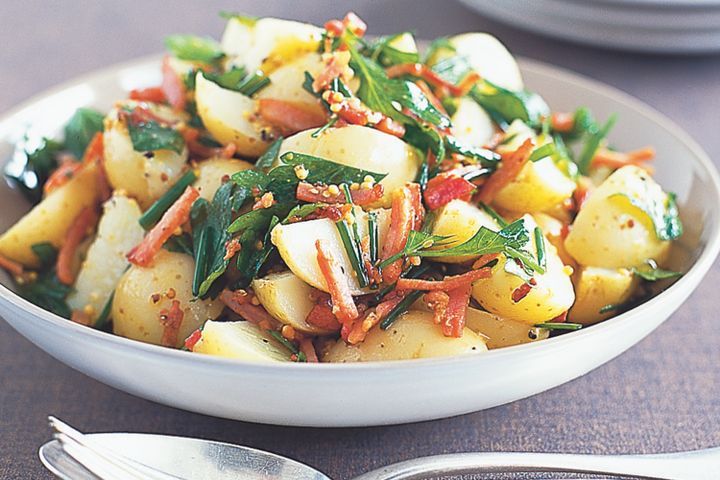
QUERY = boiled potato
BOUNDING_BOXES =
[221,16,322,74]
[192,320,291,362]
[565,165,672,268]
[67,195,145,325]
[533,212,575,267]
[322,310,487,362]
[270,208,390,295]
[451,97,495,148]
[569,266,638,325]
[0,164,99,267]
[465,307,549,349]
[252,271,335,335]
[195,72,270,158]
[497,119,535,153]
[256,52,327,118]
[493,156,576,213]
[429,32,523,91]
[431,199,501,263]
[112,250,224,347]
[279,125,421,206]
[471,215,575,324]
[103,102,188,209]
[194,157,253,201]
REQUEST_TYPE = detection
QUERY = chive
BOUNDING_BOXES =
[237,71,271,96]
[139,170,197,229]
[599,303,620,314]
[480,203,508,227]
[370,263,430,305]
[368,211,379,263]
[534,227,546,270]
[336,220,369,287]
[340,183,353,203]
[267,330,306,362]
[311,116,338,138]
[94,291,115,331]
[191,227,208,296]
[534,322,583,331]
[528,143,556,162]
[577,114,617,174]
[505,245,545,275]
[380,290,424,330]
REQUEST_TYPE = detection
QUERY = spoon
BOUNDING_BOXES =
[40,417,720,479]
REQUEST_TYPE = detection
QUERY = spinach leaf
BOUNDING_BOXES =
[125,118,185,154]
[609,190,683,241]
[576,114,616,174]
[202,68,270,97]
[164,35,224,64]
[363,33,420,67]
[4,136,63,204]
[17,270,72,318]
[64,108,104,158]
[31,243,58,267]
[254,137,283,172]
[632,264,682,281]
[444,135,500,166]
[528,143,556,163]
[164,232,194,256]
[470,81,549,128]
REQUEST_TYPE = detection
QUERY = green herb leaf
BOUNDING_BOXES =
[165,35,224,64]
[139,170,197,229]
[528,143,556,162]
[94,291,114,331]
[576,114,616,174]
[364,33,420,67]
[445,135,500,166]
[480,203,508,227]
[5,136,63,204]
[380,291,424,330]
[164,232,194,256]
[609,190,683,241]
[632,262,682,281]
[202,68,270,97]
[31,242,58,267]
[470,81,550,128]
[125,119,185,154]
[599,303,621,314]
[64,108,104,158]
[254,137,283,172]
[534,322,583,331]
[17,270,72,318]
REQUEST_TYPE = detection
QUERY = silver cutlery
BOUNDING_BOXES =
[41,416,720,479]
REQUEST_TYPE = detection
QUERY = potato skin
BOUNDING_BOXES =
[112,250,224,347]
[103,103,188,209]
[431,200,501,263]
[194,157,253,202]
[569,266,638,325]
[564,165,672,268]
[464,307,548,349]
[67,195,145,324]
[193,320,291,362]
[257,52,327,118]
[471,215,575,324]
[0,164,99,267]
[493,156,576,213]
[279,125,421,206]
[322,310,488,362]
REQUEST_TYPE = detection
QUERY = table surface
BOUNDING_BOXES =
[1,1,719,478]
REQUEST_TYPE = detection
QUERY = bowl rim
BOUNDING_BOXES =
[1,54,719,374]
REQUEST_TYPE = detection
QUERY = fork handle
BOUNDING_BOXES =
[352,448,720,480]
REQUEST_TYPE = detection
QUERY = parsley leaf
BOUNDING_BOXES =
[470,81,549,128]
[164,35,224,64]
[125,118,185,154]
[64,108,104,158]
[4,136,64,204]
[609,191,683,241]
[202,68,270,97]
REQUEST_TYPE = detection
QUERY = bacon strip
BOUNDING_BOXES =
[181,127,236,159]
[386,63,479,97]
[512,283,533,303]
[424,290,449,325]
[423,172,476,210]
[442,284,472,337]
[305,303,342,331]
[396,268,491,291]
[57,207,98,285]
[127,186,199,267]
[315,239,359,325]
[258,99,328,136]
[550,112,575,133]
[43,160,83,195]
[380,186,415,284]
[346,293,405,344]
[477,138,534,204]
[184,328,203,351]
[219,289,277,330]
[592,146,655,169]
[159,300,184,347]
[161,55,186,110]
[0,254,23,277]
[295,181,384,206]
[299,338,319,363]
[129,86,166,104]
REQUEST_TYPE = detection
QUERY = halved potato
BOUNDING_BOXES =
[0,164,99,267]
[279,125,421,206]
[322,310,487,362]
[430,199,501,263]
[112,250,224,347]
[194,72,270,158]
[192,320,291,362]
[565,165,673,268]
[465,307,549,349]
[569,266,638,325]
[103,102,188,209]
[252,271,335,335]
[270,208,391,295]
[221,16,322,74]
[471,215,575,324]
[429,32,523,91]
[67,195,145,324]
[493,156,576,213]
[451,97,495,148]
[256,52,327,118]
[193,157,253,201]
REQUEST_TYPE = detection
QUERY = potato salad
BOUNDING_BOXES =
[0,12,683,363]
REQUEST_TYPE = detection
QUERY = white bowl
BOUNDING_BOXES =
[0,56,718,427]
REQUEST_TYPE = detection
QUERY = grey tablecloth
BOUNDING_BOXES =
[1,1,719,478]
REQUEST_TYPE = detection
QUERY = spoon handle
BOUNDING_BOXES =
[352,448,720,480]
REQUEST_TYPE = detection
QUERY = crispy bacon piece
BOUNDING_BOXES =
[43,160,83,195]
[57,207,98,285]
[295,181,384,206]
[346,292,405,344]
[181,127,236,159]
[477,138,534,204]
[551,310,569,323]
[592,146,655,169]
[380,186,415,284]
[423,172,476,210]
[82,132,104,164]
[129,86,166,104]
[70,310,92,326]
[316,239,359,325]
[406,182,425,230]
[0,254,23,277]
[305,303,342,331]
[299,338,319,363]
[396,268,491,292]
[313,50,351,92]
[223,238,242,261]
[573,176,594,212]
[184,328,203,351]
[257,99,328,136]
[512,283,533,303]
[127,186,199,267]
[386,63,479,97]
[442,284,472,337]
[359,235,382,286]
[424,290,449,325]
[550,112,575,133]
[159,300,184,347]
[374,116,406,138]
[219,289,277,330]
[161,55,186,110]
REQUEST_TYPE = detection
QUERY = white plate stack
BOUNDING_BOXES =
[457,0,720,53]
